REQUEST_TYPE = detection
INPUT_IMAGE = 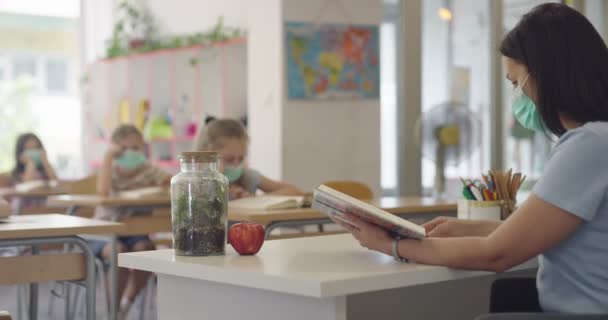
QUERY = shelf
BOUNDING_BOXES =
[95,37,247,64]
[90,136,195,144]
[89,160,179,169]
[149,136,195,143]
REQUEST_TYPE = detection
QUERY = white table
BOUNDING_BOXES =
[119,234,537,320]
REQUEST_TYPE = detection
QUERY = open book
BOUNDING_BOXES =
[313,185,426,239]
[229,195,305,210]
[118,186,168,199]
[14,179,59,192]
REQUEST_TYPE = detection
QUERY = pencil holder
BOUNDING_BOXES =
[458,199,508,221]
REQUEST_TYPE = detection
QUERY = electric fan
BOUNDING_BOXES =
[417,102,482,198]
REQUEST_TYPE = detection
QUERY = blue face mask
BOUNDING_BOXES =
[23,149,43,166]
[223,165,244,183]
[511,74,545,132]
[115,150,147,170]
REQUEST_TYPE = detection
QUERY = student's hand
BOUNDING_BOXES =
[19,153,35,166]
[229,185,252,199]
[106,144,123,159]
[40,150,50,165]
[334,213,392,255]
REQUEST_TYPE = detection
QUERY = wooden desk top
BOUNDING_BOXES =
[0,214,124,240]
[47,194,171,208]
[229,197,457,224]
[0,186,68,198]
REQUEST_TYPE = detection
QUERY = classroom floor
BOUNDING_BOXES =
[0,281,157,320]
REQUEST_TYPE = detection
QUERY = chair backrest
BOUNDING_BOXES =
[0,311,12,320]
[0,172,13,188]
[322,181,374,200]
[66,174,98,195]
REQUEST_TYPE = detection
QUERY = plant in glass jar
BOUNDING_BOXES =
[171,152,228,256]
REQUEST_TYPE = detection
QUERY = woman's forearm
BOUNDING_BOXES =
[468,220,503,237]
[396,237,508,272]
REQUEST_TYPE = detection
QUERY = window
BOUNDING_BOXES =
[421,0,490,198]
[381,0,400,193]
[12,55,36,79]
[502,0,558,185]
[46,58,68,93]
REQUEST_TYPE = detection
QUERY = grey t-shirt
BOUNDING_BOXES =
[234,168,262,195]
[533,122,608,313]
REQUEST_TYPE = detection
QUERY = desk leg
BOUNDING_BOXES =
[66,205,79,216]
[29,245,39,320]
[109,234,118,320]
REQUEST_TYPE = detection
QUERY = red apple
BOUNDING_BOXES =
[229,222,265,255]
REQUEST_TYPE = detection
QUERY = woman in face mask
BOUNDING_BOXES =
[194,117,303,200]
[11,132,58,183]
[333,3,608,314]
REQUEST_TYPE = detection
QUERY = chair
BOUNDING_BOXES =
[322,180,374,200]
[475,278,608,320]
[65,174,98,195]
[0,311,12,320]
[475,314,608,320]
[0,172,12,188]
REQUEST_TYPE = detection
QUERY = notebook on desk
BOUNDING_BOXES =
[312,184,426,239]
[229,195,306,210]
[118,186,168,199]
[14,179,59,192]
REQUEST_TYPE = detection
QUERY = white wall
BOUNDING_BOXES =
[143,0,248,33]
[248,0,382,194]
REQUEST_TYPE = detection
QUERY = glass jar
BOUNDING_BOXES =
[171,151,228,256]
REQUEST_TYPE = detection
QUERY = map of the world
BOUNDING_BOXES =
[285,22,380,100]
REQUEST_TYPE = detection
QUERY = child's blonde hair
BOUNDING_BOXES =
[111,124,143,144]
[195,118,248,150]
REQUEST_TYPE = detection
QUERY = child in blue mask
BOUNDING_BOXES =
[6,133,58,211]
[11,132,58,183]
[194,117,303,200]
[95,124,170,319]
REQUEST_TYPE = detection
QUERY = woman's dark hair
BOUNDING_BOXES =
[12,133,46,181]
[500,3,608,136]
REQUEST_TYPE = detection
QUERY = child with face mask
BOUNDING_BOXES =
[6,133,59,211]
[11,132,58,183]
[94,124,170,320]
[194,117,303,199]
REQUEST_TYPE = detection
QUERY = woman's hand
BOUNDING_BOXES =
[332,213,393,255]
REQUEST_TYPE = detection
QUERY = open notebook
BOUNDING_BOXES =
[118,186,168,199]
[14,179,59,192]
[229,195,305,210]
[312,184,426,239]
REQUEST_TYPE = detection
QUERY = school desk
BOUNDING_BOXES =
[46,194,172,320]
[119,234,537,320]
[47,195,456,240]
[0,214,123,320]
[0,186,68,214]
[229,196,457,238]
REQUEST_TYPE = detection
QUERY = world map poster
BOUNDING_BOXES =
[285,22,380,100]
